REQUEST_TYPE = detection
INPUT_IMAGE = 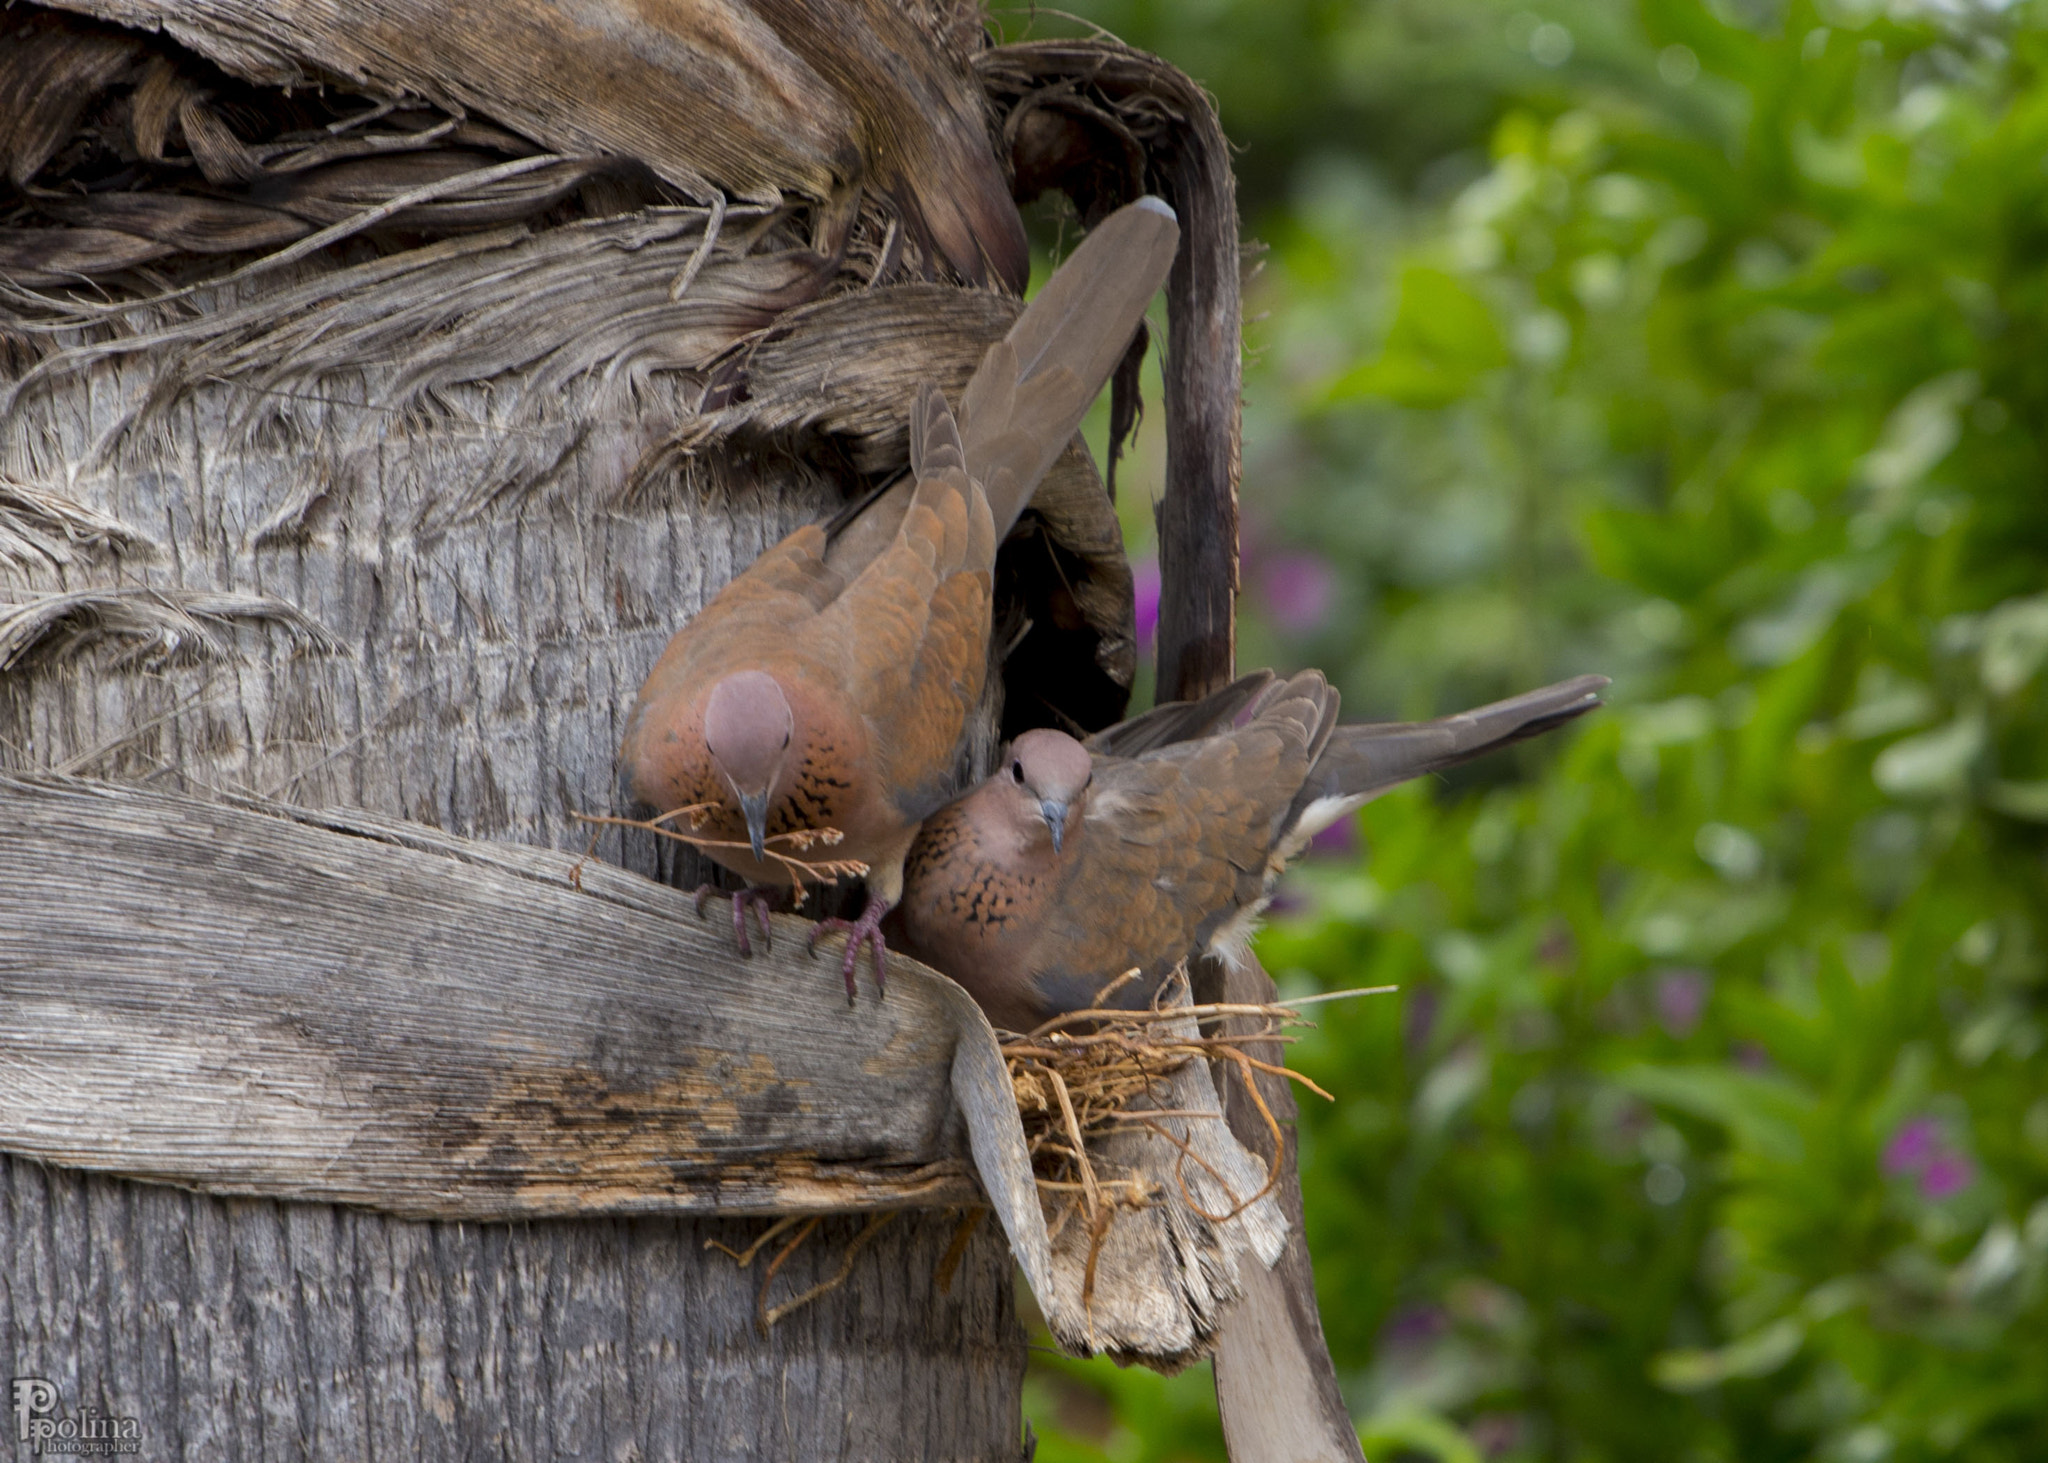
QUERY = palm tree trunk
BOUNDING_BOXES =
[0,200,1027,1459]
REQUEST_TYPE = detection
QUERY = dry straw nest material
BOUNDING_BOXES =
[999,969,1357,1315]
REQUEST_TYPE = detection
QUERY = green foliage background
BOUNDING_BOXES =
[1010,0,2048,1457]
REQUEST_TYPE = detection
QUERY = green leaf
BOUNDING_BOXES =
[1612,1064,1811,1162]
[1979,593,2048,696]
[1356,1407,1484,1463]
[1872,714,1984,799]
[1652,1319,1805,1392]
[1321,266,1507,408]
[1984,779,2048,821]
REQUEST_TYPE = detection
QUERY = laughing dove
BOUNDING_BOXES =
[619,196,1181,996]
[892,670,1608,1032]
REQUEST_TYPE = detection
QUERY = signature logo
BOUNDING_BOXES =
[10,1380,140,1457]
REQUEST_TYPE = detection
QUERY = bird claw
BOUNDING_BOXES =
[806,903,891,1004]
[692,884,778,957]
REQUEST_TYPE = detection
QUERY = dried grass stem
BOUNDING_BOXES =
[1000,970,1379,1320]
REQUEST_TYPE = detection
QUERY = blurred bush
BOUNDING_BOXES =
[1020,0,2048,1458]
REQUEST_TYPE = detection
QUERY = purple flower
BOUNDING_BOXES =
[1308,813,1358,857]
[1404,987,1440,1059]
[1920,1151,1974,1199]
[1732,1041,1773,1072]
[1381,1303,1447,1353]
[1884,1117,1941,1177]
[1258,550,1337,634]
[1653,968,1709,1038]
[1884,1116,1977,1200]
[1132,556,1161,648]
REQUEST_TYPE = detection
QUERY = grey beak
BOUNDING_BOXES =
[739,789,771,862]
[1040,799,1068,854]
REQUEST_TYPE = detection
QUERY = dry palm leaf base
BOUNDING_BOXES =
[687,963,1391,1339]
[1000,969,1379,1323]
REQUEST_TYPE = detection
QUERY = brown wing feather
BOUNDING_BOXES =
[622,525,840,723]
[1023,697,1328,1016]
[866,566,992,817]
[819,390,997,817]
[1289,673,1608,817]
[1084,670,1277,759]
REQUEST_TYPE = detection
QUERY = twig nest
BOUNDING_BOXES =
[994,970,1321,1366]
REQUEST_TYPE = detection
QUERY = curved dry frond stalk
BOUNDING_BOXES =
[977,35,1243,702]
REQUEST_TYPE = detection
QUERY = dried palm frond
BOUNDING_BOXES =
[3,0,1024,292]
[999,970,1338,1326]
[0,584,347,671]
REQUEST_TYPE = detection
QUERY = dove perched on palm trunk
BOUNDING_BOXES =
[619,196,1181,997]
[892,670,1608,1032]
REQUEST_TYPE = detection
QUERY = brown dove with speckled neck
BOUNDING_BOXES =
[893,670,1608,1032]
[619,197,1182,996]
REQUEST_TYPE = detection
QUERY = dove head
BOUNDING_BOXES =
[1004,728,1094,855]
[703,671,794,861]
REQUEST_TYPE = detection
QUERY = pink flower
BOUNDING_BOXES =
[1258,550,1337,634]
[1469,1414,1527,1458]
[1883,1117,1940,1176]
[1920,1151,1974,1199]
[1133,556,1161,648]
[1404,987,1440,1059]
[1264,880,1306,917]
[1884,1116,1976,1200]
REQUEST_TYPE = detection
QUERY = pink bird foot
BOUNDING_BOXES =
[693,884,780,957]
[807,900,892,1004]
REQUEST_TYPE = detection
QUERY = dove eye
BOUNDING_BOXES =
[1010,761,1025,784]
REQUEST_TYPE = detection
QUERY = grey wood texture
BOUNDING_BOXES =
[0,773,994,1219]
[0,772,1287,1373]
[1203,958,1368,1463]
[0,1161,1023,1462]
[0,208,842,862]
[0,157,1033,1463]
[0,14,1319,1457]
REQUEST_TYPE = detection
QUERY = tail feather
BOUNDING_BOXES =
[959,196,1180,536]
[1289,674,1608,828]
[1253,668,1343,773]
[909,381,966,481]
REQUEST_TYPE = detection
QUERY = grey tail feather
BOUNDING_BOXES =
[1250,668,1343,773]
[821,383,963,546]
[959,195,1180,538]
[1293,674,1609,818]
[1085,669,1277,759]
[909,380,966,481]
